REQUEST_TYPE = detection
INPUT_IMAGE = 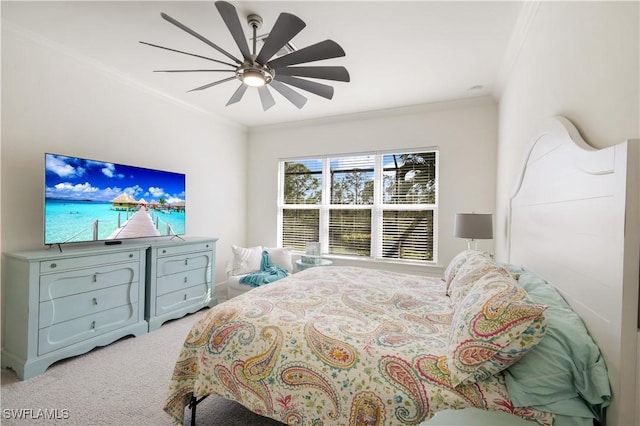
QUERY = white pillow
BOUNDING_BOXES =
[265,247,293,273]
[231,245,263,275]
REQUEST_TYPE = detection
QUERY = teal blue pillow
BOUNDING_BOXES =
[504,271,611,422]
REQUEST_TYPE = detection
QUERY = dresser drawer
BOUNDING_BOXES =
[38,304,140,355]
[156,252,211,277]
[40,250,141,274]
[156,267,210,296]
[39,262,139,302]
[156,242,214,258]
[39,282,139,328]
[155,283,210,316]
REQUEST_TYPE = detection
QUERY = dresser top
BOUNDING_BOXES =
[4,236,218,261]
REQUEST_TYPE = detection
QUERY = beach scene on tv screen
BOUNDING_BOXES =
[44,153,186,245]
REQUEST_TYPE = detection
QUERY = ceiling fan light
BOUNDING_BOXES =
[242,70,266,87]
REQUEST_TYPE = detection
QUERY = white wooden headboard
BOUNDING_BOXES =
[508,116,639,426]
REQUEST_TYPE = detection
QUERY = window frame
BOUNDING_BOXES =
[278,148,439,265]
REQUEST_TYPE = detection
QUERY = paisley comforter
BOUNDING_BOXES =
[164,266,552,425]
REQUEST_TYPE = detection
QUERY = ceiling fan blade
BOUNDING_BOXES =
[187,76,237,92]
[161,12,242,65]
[255,13,306,65]
[139,41,236,68]
[154,69,235,73]
[275,66,350,82]
[215,1,252,61]
[258,86,276,111]
[274,75,334,99]
[270,79,307,109]
[268,40,346,69]
[226,83,248,106]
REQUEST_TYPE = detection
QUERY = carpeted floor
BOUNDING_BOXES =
[1,310,285,426]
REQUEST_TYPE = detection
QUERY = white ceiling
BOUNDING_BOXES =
[2,1,525,128]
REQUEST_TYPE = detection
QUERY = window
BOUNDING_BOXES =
[279,150,438,263]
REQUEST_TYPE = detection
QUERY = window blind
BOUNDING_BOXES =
[329,209,371,256]
[282,209,319,251]
[380,210,434,261]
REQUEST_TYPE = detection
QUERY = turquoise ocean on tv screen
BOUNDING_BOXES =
[45,199,185,244]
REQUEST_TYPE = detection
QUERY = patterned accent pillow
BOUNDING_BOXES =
[447,254,505,305]
[447,270,547,387]
[231,245,263,275]
[443,250,491,291]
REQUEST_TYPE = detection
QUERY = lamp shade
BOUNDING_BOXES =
[454,213,493,239]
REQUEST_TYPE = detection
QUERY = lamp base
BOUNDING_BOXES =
[466,239,478,250]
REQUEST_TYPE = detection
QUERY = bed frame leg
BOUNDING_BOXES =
[188,395,208,426]
[189,395,197,426]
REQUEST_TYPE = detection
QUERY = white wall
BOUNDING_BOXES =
[1,27,249,341]
[496,1,639,260]
[246,97,498,275]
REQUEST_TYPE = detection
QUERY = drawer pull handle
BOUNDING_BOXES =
[162,249,167,254]
[92,298,98,305]
[183,294,188,301]
[184,277,188,283]
[184,259,188,266]
[50,263,57,269]
[92,274,97,283]
[129,253,134,258]
[91,321,96,330]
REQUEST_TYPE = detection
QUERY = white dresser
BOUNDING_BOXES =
[2,243,148,380]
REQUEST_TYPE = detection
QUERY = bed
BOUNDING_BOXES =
[163,116,639,426]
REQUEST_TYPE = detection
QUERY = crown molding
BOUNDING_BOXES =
[249,95,497,134]
[493,1,541,98]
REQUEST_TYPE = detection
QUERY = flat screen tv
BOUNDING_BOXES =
[44,153,186,246]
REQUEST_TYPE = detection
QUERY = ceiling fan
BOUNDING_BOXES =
[140,1,350,111]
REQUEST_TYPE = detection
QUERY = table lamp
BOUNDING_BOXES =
[454,213,493,250]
